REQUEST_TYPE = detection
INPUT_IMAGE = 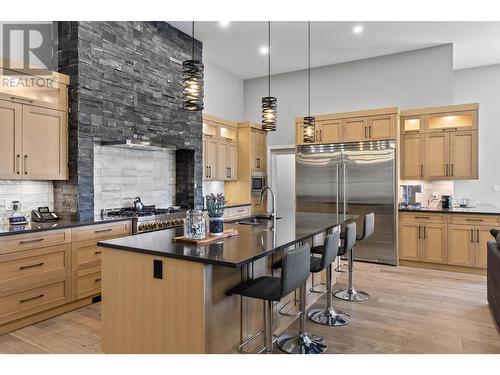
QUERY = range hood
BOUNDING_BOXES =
[101,138,175,152]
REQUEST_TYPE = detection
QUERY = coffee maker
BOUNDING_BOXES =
[401,185,422,208]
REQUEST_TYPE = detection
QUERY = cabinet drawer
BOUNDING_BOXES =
[71,220,131,242]
[0,245,67,286]
[399,213,445,224]
[72,240,104,271]
[449,215,499,226]
[75,270,101,300]
[0,229,71,254]
[0,281,66,324]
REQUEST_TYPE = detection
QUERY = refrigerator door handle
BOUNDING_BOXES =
[342,162,347,215]
[335,164,339,216]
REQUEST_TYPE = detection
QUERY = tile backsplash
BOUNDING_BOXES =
[93,143,176,216]
[400,180,454,207]
[0,180,54,224]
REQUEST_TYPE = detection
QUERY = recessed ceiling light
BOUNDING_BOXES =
[218,21,230,27]
[353,25,364,34]
[259,46,269,55]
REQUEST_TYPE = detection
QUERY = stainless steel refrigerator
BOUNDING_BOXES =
[296,140,396,265]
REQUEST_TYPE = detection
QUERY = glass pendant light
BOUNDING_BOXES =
[303,21,315,143]
[182,21,204,111]
[262,21,277,131]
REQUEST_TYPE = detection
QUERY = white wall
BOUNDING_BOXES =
[203,61,244,121]
[453,63,500,206]
[244,45,454,146]
[202,61,244,198]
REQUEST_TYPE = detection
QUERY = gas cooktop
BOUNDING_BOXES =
[103,205,181,218]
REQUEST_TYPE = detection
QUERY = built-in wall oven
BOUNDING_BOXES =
[251,172,266,195]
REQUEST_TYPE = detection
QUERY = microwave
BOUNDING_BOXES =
[252,172,266,195]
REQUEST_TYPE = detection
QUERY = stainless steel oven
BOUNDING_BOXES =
[251,172,266,195]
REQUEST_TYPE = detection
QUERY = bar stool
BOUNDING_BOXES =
[308,230,350,326]
[226,243,312,354]
[334,213,374,302]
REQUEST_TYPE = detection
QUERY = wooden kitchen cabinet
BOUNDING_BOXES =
[22,106,68,180]
[251,128,267,172]
[342,117,367,142]
[0,100,23,179]
[424,132,449,180]
[203,114,238,181]
[447,225,475,267]
[0,100,68,180]
[401,134,424,179]
[367,114,396,140]
[315,119,342,143]
[449,130,477,179]
[399,215,446,264]
[401,103,479,181]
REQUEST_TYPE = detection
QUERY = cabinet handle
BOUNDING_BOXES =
[319,130,322,141]
[16,154,20,174]
[445,164,448,177]
[466,218,484,222]
[450,163,454,177]
[10,96,34,103]
[19,262,44,270]
[94,228,113,234]
[229,167,231,178]
[423,226,426,239]
[95,250,102,255]
[414,216,430,219]
[476,229,480,243]
[420,164,423,177]
[418,226,421,239]
[19,238,44,244]
[405,130,420,134]
[470,229,474,243]
[24,155,28,175]
[443,127,458,132]
[364,126,367,138]
[20,294,44,303]
[94,278,102,283]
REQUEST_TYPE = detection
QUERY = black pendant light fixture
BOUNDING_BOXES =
[182,21,204,111]
[262,21,277,131]
[303,21,315,143]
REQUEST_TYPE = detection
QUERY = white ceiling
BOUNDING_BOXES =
[168,21,500,80]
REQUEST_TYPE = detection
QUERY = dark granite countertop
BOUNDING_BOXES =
[399,203,500,215]
[0,216,132,237]
[98,212,357,268]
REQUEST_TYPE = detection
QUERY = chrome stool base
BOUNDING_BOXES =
[308,307,350,326]
[277,332,327,354]
[334,288,369,302]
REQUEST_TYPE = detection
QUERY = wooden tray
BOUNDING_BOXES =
[172,229,238,245]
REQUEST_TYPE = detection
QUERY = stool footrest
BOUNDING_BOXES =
[278,298,302,318]
[237,330,267,354]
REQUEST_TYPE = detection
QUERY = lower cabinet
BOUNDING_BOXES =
[399,213,499,270]
[0,220,131,334]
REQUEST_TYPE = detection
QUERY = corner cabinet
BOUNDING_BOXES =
[296,107,398,145]
[202,115,238,182]
[0,99,68,180]
[400,103,478,180]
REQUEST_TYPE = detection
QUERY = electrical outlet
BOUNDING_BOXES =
[4,199,12,211]
[432,192,439,199]
[493,184,500,192]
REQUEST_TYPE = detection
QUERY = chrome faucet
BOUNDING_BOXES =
[259,185,277,226]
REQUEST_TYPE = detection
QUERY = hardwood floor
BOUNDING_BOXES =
[0,262,498,354]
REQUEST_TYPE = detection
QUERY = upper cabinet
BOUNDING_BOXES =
[400,103,479,181]
[296,107,398,145]
[0,67,69,181]
[202,114,238,181]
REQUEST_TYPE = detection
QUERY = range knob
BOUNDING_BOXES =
[138,224,144,231]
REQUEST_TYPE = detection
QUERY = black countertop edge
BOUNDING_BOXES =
[0,217,132,237]
[97,214,356,268]
[399,204,500,216]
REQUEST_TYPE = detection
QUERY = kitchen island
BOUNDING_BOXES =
[97,212,355,354]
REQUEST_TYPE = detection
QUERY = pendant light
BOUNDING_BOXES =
[303,21,315,143]
[182,21,204,111]
[262,21,277,131]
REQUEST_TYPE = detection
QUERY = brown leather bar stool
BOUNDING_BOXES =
[334,213,374,302]
[226,243,312,354]
[307,229,350,326]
